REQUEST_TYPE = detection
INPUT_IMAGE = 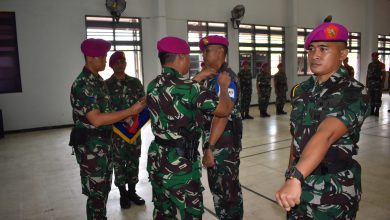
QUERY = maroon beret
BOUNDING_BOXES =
[81,38,111,57]
[199,35,229,51]
[157,36,190,54]
[304,22,348,50]
[109,51,125,68]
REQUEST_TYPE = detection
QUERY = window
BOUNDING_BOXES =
[238,24,285,77]
[85,16,143,82]
[0,12,22,93]
[297,28,361,79]
[297,28,312,75]
[346,32,361,79]
[187,21,228,78]
[378,34,390,70]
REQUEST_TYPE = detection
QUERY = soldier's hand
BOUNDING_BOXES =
[217,71,231,89]
[193,67,217,82]
[275,178,302,211]
[129,96,146,115]
[202,149,215,167]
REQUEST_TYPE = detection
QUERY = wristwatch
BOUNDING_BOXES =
[285,166,304,183]
[202,142,216,151]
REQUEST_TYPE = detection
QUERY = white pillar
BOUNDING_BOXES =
[285,0,299,93]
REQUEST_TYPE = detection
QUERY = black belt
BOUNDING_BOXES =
[86,129,112,139]
[294,157,355,175]
[154,136,186,148]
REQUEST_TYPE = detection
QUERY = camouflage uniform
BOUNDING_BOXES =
[238,69,252,118]
[70,67,113,220]
[289,67,369,219]
[256,70,272,116]
[105,75,144,189]
[147,67,219,219]
[366,60,385,114]
[344,64,355,78]
[201,65,244,220]
[274,70,288,114]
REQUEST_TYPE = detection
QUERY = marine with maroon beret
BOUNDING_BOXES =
[366,51,386,116]
[238,60,254,119]
[105,51,146,209]
[276,23,370,219]
[146,36,232,219]
[198,35,244,220]
[70,38,146,220]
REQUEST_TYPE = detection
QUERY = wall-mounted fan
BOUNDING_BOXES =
[231,4,245,29]
[106,0,127,23]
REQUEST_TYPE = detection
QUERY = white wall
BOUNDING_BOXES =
[0,0,389,131]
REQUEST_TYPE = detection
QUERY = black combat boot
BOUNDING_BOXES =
[241,112,246,120]
[118,185,131,209]
[276,106,287,115]
[245,112,254,119]
[260,110,270,118]
[374,107,380,116]
[371,106,375,115]
[128,184,145,205]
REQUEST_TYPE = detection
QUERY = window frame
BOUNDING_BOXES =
[85,15,143,82]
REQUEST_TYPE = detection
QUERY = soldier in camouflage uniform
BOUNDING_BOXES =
[105,51,146,209]
[366,52,386,116]
[70,39,146,220]
[276,22,369,220]
[256,62,272,117]
[199,35,244,220]
[274,63,288,115]
[238,60,254,119]
[146,36,232,220]
[343,56,355,78]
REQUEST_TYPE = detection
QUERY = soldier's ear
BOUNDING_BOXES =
[339,48,348,61]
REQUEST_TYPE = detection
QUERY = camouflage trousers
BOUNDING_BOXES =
[258,87,271,112]
[275,91,287,109]
[73,135,113,220]
[112,134,141,187]
[288,161,361,220]
[367,86,382,108]
[240,90,252,115]
[147,142,204,220]
[207,145,243,220]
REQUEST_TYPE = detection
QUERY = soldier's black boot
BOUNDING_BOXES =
[119,186,131,209]
[245,112,254,119]
[260,110,270,118]
[241,113,246,120]
[374,107,380,116]
[128,184,145,205]
[371,106,375,115]
[276,106,287,115]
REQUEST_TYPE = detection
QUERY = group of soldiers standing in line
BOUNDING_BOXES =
[238,60,288,119]
[69,20,387,220]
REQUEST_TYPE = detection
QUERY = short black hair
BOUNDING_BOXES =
[158,52,177,65]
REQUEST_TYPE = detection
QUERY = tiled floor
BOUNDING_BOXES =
[0,95,389,220]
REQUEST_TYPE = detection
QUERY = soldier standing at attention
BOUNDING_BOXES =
[198,35,244,220]
[238,60,254,119]
[70,38,146,220]
[274,63,288,115]
[343,56,355,78]
[275,22,370,219]
[105,51,146,209]
[366,52,386,116]
[256,62,272,117]
[146,36,233,219]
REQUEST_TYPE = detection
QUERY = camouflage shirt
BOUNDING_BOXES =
[147,67,219,140]
[367,60,385,87]
[70,67,112,130]
[106,74,145,144]
[256,70,271,87]
[290,67,369,159]
[274,70,288,94]
[201,65,241,148]
[237,69,252,91]
[105,74,145,111]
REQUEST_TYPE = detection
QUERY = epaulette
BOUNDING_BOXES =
[290,83,301,99]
